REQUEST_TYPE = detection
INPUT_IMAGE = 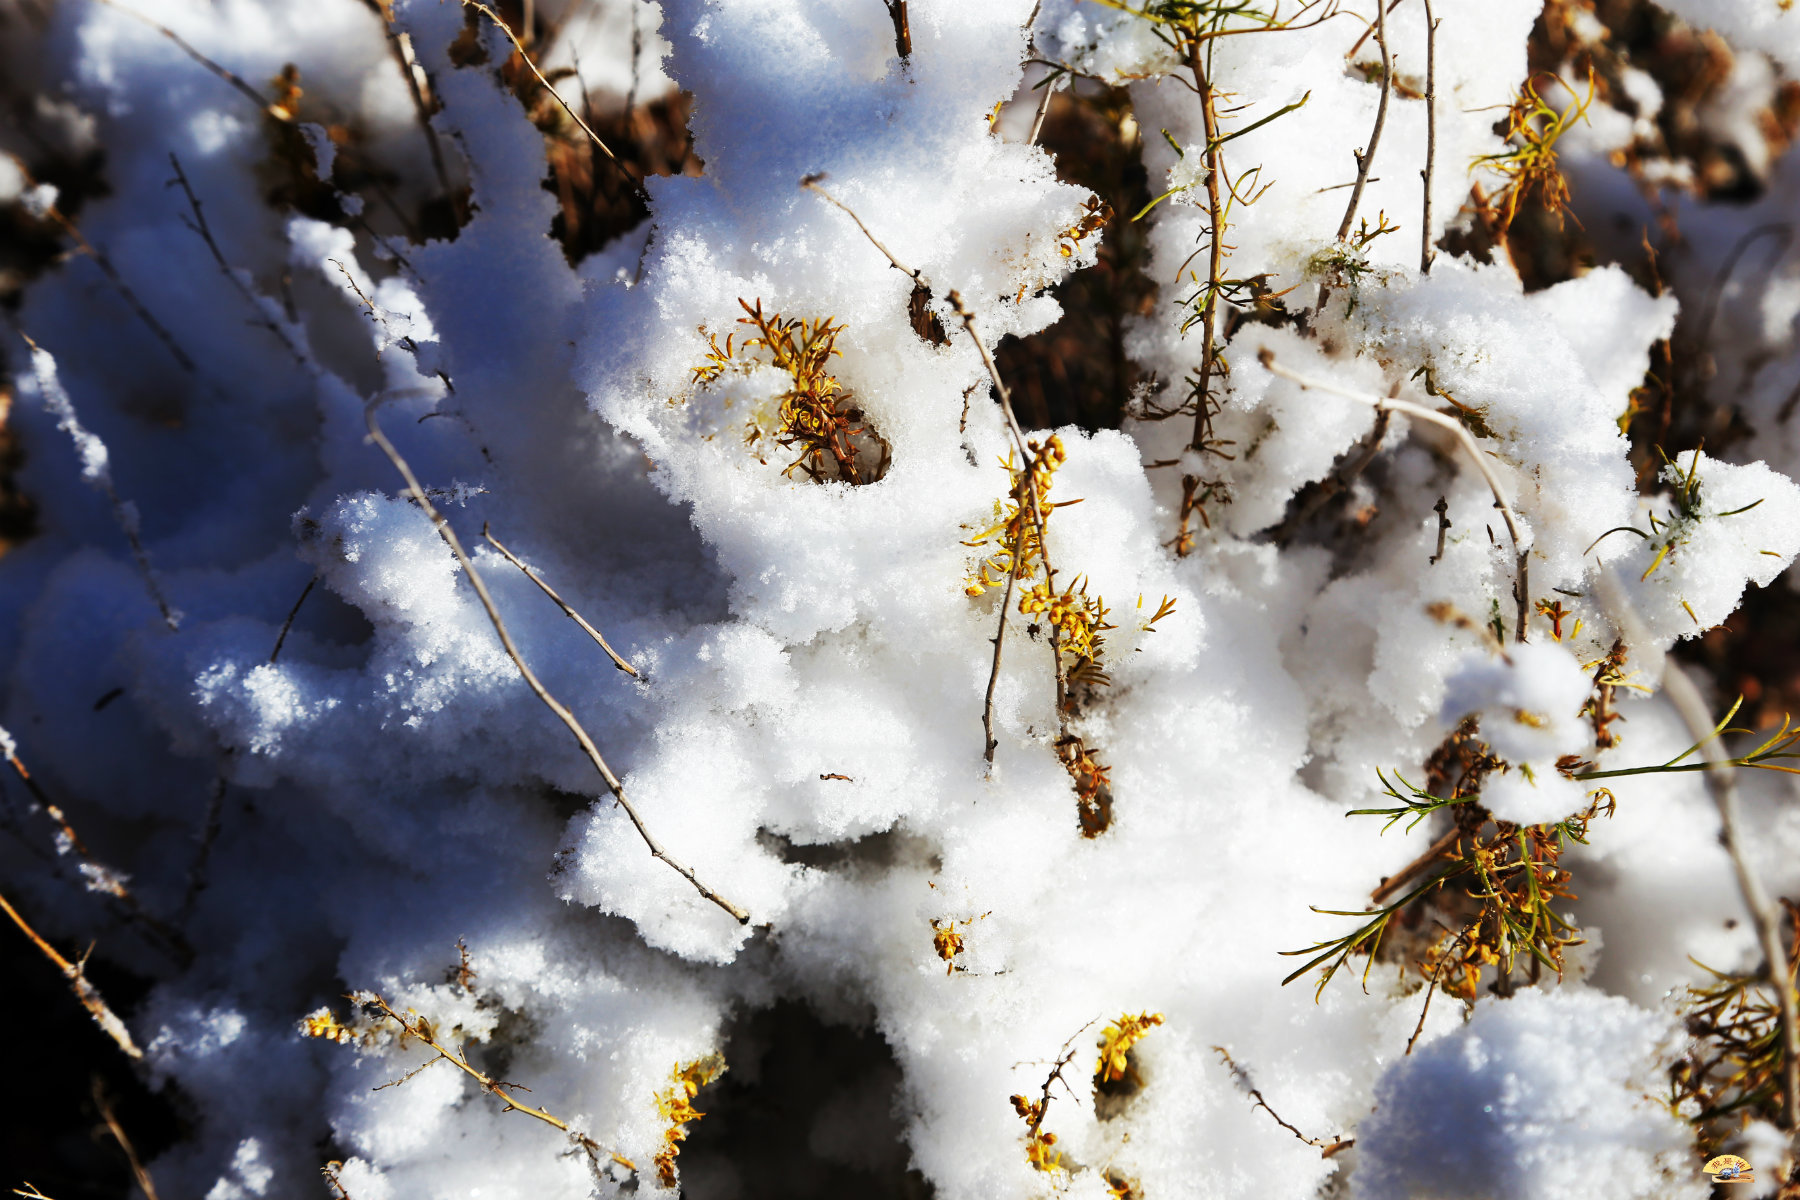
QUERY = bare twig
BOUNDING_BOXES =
[1419,0,1438,274]
[93,1078,161,1200]
[1177,38,1229,557]
[1213,1046,1353,1157]
[361,0,456,206]
[481,526,639,677]
[800,178,1069,740]
[167,154,307,365]
[17,178,195,374]
[1345,0,1405,59]
[1028,73,1061,146]
[1258,349,1530,642]
[271,574,320,663]
[1334,0,1394,242]
[2,729,193,963]
[364,405,747,923]
[1012,1019,1097,1135]
[1594,571,1799,1128]
[884,0,912,61]
[0,890,141,1059]
[358,992,632,1167]
[948,290,1067,719]
[180,775,227,920]
[18,335,181,630]
[801,177,926,289]
[1664,663,1800,1127]
[1269,406,1391,543]
[1427,494,1451,563]
[459,1,628,174]
[1404,920,1470,1055]
[94,0,286,119]
[1369,820,1463,906]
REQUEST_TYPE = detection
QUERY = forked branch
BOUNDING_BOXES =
[1258,349,1530,641]
[365,404,748,924]
[0,889,142,1060]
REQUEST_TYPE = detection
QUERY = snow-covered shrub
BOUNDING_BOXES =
[2,0,1800,1198]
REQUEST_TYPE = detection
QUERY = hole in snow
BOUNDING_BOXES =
[678,1000,932,1200]
[756,826,940,876]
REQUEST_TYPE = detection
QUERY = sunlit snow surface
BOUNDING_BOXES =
[1,1,1799,1197]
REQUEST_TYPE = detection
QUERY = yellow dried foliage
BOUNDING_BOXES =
[1096,1012,1164,1086]
[654,1052,726,1188]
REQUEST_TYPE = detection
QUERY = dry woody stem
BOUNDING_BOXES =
[799,177,1069,754]
[365,404,748,924]
[1214,1045,1353,1157]
[4,734,194,963]
[459,1,627,175]
[94,1078,162,1200]
[0,888,142,1060]
[1178,38,1229,557]
[1258,349,1531,642]
[1419,0,1439,274]
[482,525,640,677]
[357,993,635,1172]
[1333,0,1392,242]
[1662,663,1800,1129]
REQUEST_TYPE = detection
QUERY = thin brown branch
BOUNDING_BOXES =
[1178,37,1228,558]
[180,775,227,920]
[271,574,320,663]
[801,177,926,289]
[884,0,912,61]
[1663,662,1800,1128]
[481,526,639,677]
[167,153,306,365]
[0,889,141,1059]
[22,183,195,375]
[1334,0,1394,242]
[800,178,1069,738]
[92,1078,161,1200]
[1258,349,1531,642]
[19,333,182,631]
[364,404,748,924]
[1405,921,1470,1055]
[1213,1045,1353,1157]
[1344,0,1404,60]
[359,993,626,1166]
[361,0,457,206]
[1028,74,1060,146]
[1419,0,1438,274]
[459,1,628,174]
[1428,494,1449,563]
[2,732,193,963]
[1370,821,1462,906]
[93,0,285,119]
[947,290,1067,716]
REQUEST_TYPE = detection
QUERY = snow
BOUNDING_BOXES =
[3,0,1800,1196]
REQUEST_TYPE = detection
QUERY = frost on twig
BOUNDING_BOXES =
[0,889,141,1060]
[2,725,193,964]
[19,337,182,632]
[364,403,749,924]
